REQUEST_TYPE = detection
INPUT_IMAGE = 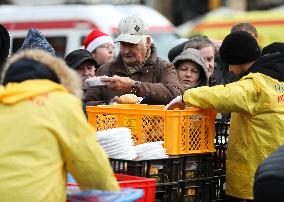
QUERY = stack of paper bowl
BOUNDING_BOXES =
[96,127,137,160]
[134,141,168,160]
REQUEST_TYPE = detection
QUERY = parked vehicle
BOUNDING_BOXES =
[177,7,284,47]
[0,4,178,60]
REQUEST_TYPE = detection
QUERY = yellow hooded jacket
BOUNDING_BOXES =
[0,50,119,202]
[183,72,284,199]
[0,80,119,202]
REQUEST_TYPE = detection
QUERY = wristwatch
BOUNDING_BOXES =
[130,81,141,95]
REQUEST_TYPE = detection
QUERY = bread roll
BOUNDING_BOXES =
[117,94,139,104]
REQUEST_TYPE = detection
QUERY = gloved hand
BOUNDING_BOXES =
[164,95,186,110]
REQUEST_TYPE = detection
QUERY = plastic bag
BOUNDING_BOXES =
[66,173,144,202]
[67,188,143,202]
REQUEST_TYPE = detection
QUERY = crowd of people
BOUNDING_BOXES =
[0,13,284,202]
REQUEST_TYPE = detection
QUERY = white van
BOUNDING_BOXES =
[0,4,178,60]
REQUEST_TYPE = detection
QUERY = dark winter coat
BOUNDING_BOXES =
[84,45,184,105]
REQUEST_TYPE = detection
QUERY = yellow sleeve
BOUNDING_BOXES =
[66,131,120,191]
[183,78,259,113]
[58,95,120,191]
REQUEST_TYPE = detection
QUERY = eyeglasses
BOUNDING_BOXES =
[97,43,114,50]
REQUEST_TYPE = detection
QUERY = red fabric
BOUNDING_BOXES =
[83,29,109,48]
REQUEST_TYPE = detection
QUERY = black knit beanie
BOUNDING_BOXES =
[219,31,261,65]
[2,58,60,85]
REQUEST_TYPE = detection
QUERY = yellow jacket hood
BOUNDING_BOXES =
[0,79,66,104]
[1,49,82,98]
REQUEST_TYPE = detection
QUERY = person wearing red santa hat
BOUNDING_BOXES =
[83,29,114,67]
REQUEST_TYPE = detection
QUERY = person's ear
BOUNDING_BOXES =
[146,36,151,49]
[91,51,97,61]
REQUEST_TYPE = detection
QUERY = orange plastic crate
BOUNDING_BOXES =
[87,104,216,155]
[115,174,156,202]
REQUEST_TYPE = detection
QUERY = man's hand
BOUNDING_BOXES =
[164,95,186,110]
[101,75,134,93]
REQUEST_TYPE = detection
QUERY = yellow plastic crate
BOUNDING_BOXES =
[87,104,216,155]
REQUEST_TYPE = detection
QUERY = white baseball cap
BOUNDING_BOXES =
[115,15,149,44]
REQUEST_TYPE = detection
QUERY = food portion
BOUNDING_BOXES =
[113,94,139,104]
[85,76,108,87]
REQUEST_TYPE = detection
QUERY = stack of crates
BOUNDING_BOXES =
[111,157,181,201]
[86,104,227,202]
[214,119,229,172]
[206,118,230,202]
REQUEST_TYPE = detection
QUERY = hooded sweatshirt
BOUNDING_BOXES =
[0,50,119,202]
[249,49,284,82]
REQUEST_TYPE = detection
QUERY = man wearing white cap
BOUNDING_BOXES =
[84,15,184,105]
[83,29,114,67]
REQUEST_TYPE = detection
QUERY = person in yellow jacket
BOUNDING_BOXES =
[165,32,284,201]
[0,49,119,202]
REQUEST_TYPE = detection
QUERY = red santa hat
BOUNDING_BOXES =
[83,29,114,53]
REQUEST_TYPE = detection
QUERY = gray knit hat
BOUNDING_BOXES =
[172,48,209,87]
[20,28,55,56]
[172,48,207,68]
